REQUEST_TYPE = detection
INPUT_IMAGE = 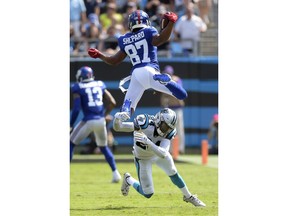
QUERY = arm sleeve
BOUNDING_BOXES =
[146,139,168,159]
[113,118,134,132]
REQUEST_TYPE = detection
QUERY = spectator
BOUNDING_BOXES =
[85,13,101,38]
[98,24,123,55]
[122,0,140,15]
[173,0,190,18]
[122,1,138,32]
[207,113,218,154]
[144,0,160,18]
[160,65,186,154]
[84,0,100,17]
[174,1,207,56]
[99,2,123,32]
[84,13,102,49]
[151,5,170,56]
[159,0,174,11]
[70,0,87,38]
[194,0,212,25]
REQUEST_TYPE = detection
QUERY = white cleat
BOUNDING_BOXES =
[112,170,121,183]
[121,173,131,196]
[183,194,206,207]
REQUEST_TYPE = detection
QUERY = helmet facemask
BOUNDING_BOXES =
[155,108,177,137]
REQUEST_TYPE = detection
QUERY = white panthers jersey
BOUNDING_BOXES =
[132,114,176,160]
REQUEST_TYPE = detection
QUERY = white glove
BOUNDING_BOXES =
[114,112,130,121]
[134,131,149,144]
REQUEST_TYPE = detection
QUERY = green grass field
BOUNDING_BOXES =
[70,155,218,216]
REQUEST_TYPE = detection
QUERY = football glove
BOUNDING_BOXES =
[114,112,130,122]
[134,131,149,145]
[88,48,101,58]
[163,12,178,23]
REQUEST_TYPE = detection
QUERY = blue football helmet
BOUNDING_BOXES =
[76,66,94,82]
[128,10,151,31]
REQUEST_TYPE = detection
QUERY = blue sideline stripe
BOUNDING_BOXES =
[70,79,218,93]
[71,106,218,129]
[111,107,218,129]
[182,80,218,93]
[70,56,218,64]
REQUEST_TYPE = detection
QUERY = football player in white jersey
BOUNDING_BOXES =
[88,10,187,121]
[113,108,206,207]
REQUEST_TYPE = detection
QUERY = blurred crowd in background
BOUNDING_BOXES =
[70,0,218,57]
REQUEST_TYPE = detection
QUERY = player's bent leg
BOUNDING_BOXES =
[165,81,187,100]
[70,121,90,162]
[150,73,187,100]
[99,145,121,183]
[170,173,185,188]
[94,120,121,183]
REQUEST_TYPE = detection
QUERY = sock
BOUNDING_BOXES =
[132,182,153,198]
[70,141,75,162]
[165,81,187,100]
[126,175,138,185]
[126,175,153,198]
[180,186,192,198]
[99,146,116,171]
[170,173,191,198]
[120,99,132,115]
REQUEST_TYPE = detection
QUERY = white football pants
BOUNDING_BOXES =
[134,153,177,195]
[70,118,107,146]
[124,66,175,111]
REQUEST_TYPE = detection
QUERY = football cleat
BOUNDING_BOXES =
[121,173,131,196]
[112,170,121,183]
[183,194,206,207]
[153,74,171,85]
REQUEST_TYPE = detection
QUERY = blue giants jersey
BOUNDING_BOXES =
[71,80,106,121]
[118,26,160,72]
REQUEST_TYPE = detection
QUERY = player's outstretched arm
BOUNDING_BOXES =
[134,132,168,158]
[103,89,116,116]
[152,12,178,47]
[88,48,127,66]
[113,112,135,132]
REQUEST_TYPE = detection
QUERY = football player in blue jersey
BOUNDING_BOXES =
[113,108,206,207]
[88,10,187,121]
[70,66,121,183]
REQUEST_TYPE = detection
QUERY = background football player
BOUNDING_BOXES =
[88,10,187,121]
[113,108,206,207]
[70,66,121,183]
